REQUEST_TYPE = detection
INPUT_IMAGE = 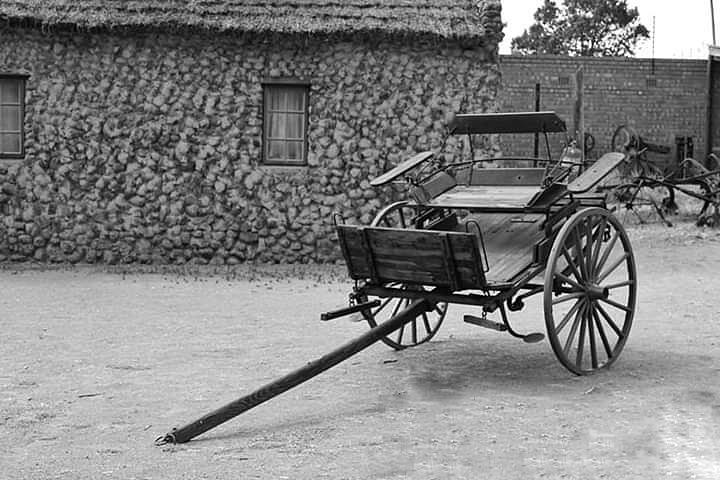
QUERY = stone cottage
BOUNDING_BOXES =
[0,0,503,264]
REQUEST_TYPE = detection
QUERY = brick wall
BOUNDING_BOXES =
[499,55,708,163]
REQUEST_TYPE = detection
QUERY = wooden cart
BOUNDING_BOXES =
[336,111,636,375]
[157,112,636,445]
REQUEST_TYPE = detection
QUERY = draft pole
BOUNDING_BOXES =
[155,297,434,444]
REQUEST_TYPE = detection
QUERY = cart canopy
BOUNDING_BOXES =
[449,111,567,135]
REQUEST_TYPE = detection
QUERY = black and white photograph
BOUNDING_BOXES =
[1,0,719,478]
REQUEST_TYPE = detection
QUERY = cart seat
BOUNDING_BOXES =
[423,167,549,212]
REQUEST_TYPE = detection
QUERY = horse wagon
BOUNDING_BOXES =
[609,125,720,226]
[157,111,637,444]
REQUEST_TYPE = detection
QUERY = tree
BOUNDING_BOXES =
[511,0,650,57]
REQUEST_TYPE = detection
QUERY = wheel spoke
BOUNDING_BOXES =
[390,298,404,342]
[561,246,584,282]
[587,304,598,369]
[434,304,446,316]
[596,252,629,284]
[389,297,403,318]
[591,303,613,358]
[555,298,585,334]
[575,312,587,370]
[573,227,589,280]
[398,298,412,344]
[555,272,584,291]
[584,217,595,277]
[411,319,418,344]
[589,217,607,278]
[423,312,432,333]
[396,322,405,344]
[599,296,632,313]
[552,292,585,305]
[604,280,634,290]
[595,230,619,277]
[563,302,585,356]
[596,302,625,339]
[398,209,406,228]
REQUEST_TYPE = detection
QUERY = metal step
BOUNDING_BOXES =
[463,314,507,331]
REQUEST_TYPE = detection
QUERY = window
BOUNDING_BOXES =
[0,74,27,159]
[262,81,309,165]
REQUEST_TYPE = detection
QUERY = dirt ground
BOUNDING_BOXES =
[2,220,720,479]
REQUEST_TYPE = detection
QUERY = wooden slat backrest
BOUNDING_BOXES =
[336,225,486,290]
[459,167,546,186]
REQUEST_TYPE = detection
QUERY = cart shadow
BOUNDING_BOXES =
[183,338,718,445]
[400,336,719,399]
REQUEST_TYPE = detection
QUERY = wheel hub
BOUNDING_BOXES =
[585,283,609,301]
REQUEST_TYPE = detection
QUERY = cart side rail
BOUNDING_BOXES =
[336,225,487,291]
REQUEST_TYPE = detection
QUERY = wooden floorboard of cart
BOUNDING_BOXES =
[459,212,545,287]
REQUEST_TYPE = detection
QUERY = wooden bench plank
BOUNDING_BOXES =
[567,152,626,193]
[427,185,540,209]
[369,151,434,187]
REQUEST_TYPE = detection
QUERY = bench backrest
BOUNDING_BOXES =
[336,225,486,291]
[455,167,546,187]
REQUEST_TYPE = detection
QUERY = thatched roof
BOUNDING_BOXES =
[0,0,502,43]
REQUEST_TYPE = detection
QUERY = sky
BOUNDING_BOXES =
[499,0,716,59]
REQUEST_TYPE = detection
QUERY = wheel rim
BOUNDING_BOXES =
[372,201,418,229]
[362,201,449,350]
[544,208,637,375]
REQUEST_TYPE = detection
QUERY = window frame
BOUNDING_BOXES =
[0,73,29,160]
[261,79,310,166]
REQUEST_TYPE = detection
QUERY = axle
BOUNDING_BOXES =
[156,297,434,445]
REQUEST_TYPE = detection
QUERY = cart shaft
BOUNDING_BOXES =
[157,297,434,444]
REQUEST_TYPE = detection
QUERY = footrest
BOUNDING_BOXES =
[321,300,380,321]
[463,315,507,331]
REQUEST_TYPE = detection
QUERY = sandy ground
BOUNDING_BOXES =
[2,221,720,479]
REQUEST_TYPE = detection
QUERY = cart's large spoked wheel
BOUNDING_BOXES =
[544,208,637,375]
[360,201,449,350]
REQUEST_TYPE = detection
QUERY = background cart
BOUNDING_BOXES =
[608,125,720,226]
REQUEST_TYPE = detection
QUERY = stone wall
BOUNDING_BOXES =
[499,55,708,162]
[0,27,500,264]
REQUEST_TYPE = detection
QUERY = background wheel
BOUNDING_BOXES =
[611,125,640,155]
[360,201,449,350]
[359,284,448,350]
[544,208,637,375]
[613,182,674,226]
